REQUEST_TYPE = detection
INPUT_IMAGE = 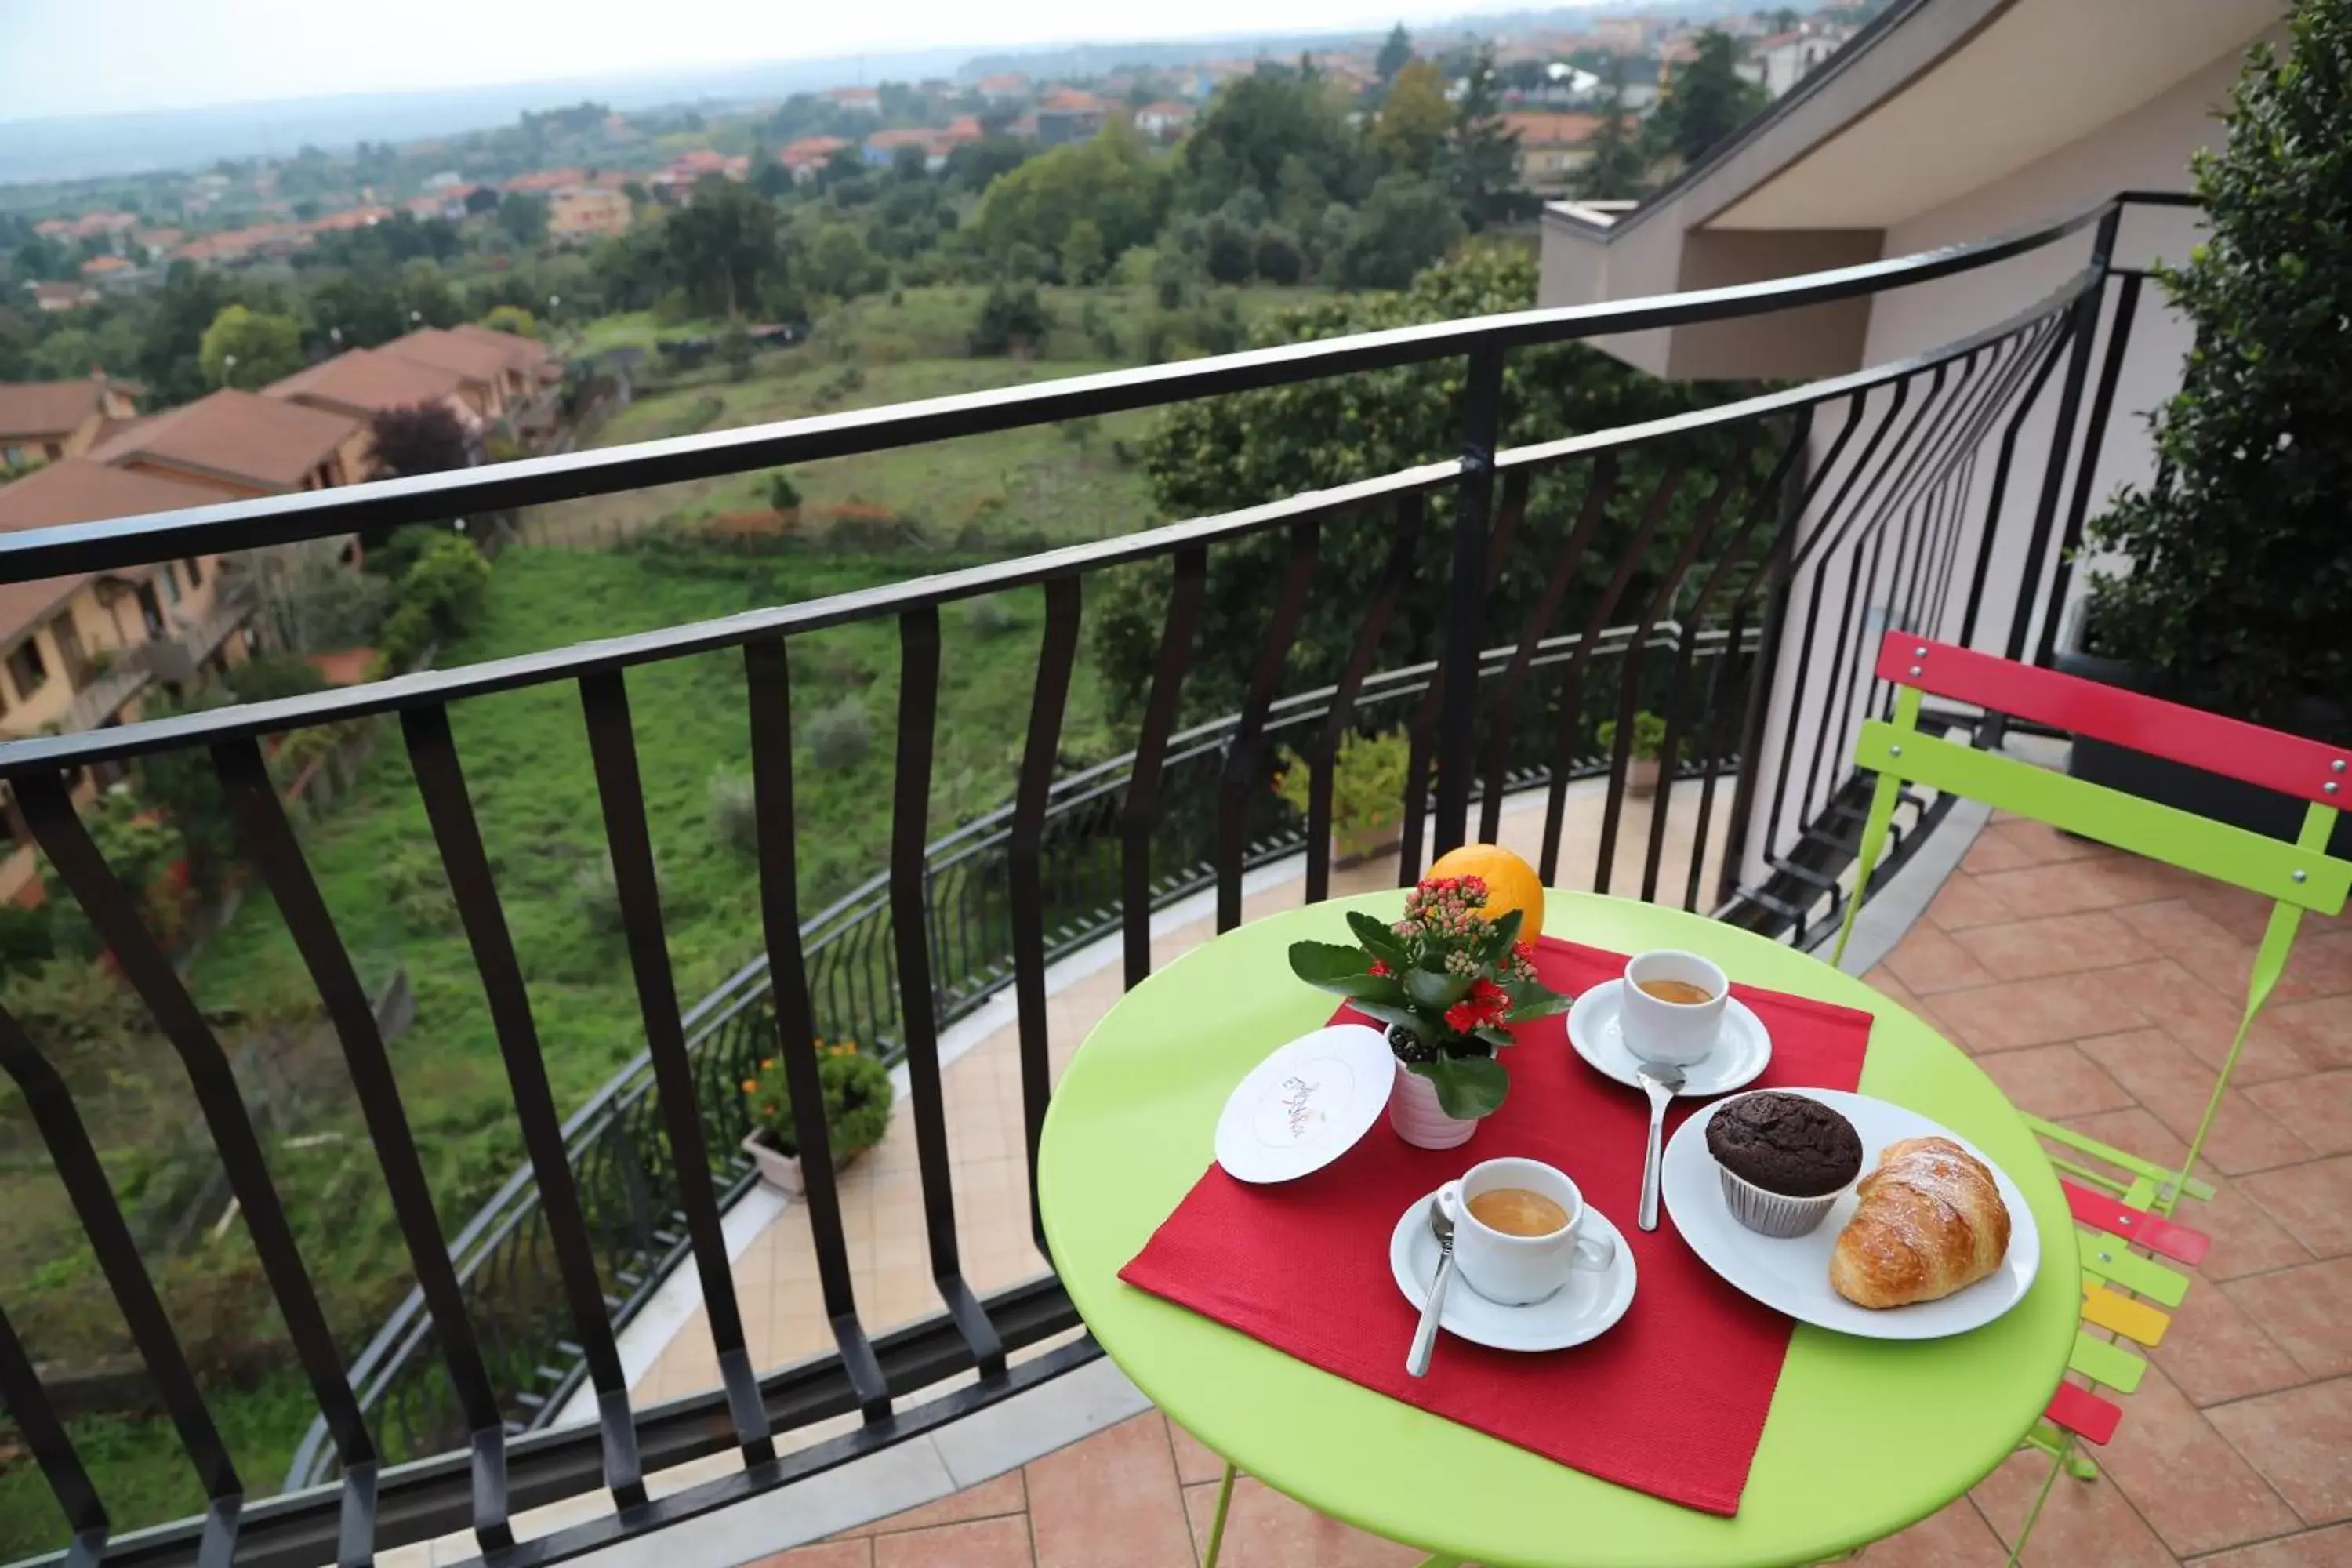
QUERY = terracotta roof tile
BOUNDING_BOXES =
[0,379,109,440]
[376,327,519,385]
[87,388,359,491]
[267,348,468,416]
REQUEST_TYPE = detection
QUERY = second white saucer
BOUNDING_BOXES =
[1567,978,1772,1098]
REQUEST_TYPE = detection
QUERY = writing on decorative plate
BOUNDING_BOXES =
[1279,1075,1322,1140]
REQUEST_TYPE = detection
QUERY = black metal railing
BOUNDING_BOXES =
[0,192,2178,1568]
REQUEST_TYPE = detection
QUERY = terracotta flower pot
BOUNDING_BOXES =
[1627,757,1661,798]
[1388,1063,1479,1150]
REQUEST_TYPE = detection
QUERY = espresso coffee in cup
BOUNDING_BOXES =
[1466,1186,1570,1237]
[1620,949,1730,1066]
[1438,1157,1615,1305]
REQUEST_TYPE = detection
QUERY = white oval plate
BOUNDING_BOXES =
[1388,1189,1637,1353]
[1568,978,1772,1098]
[1661,1088,2042,1340]
[1214,1024,1396,1184]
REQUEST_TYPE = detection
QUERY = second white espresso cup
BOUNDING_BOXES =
[1619,948,1730,1065]
[1436,1156,1616,1306]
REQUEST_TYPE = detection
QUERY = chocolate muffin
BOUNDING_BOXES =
[1708,1091,1864,1196]
[1707,1091,1864,1238]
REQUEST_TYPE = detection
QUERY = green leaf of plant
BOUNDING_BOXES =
[1345,910,1410,965]
[1486,907,1523,952]
[1504,990,1574,1023]
[1289,940,1373,985]
[1404,967,1472,1010]
[1472,1025,1515,1051]
[1410,1053,1509,1119]
[1346,1000,1421,1035]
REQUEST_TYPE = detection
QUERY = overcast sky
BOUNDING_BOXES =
[0,0,1464,122]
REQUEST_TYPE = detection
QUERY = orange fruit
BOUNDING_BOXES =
[1425,842,1544,938]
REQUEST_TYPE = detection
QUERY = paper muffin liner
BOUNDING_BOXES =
[1715,1160,1842,1238]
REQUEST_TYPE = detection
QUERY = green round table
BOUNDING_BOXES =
[1038,891,2078,1568]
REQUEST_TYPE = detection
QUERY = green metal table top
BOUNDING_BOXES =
[1038,891,2078,1568]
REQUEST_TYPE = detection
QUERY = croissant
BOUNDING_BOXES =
[1830,1137,2010,1308]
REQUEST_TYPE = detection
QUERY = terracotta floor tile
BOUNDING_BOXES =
[1925,871,2019,931]
[2208,1377,2352,1525]
[1975,856,2183,916]
[1961,826,2039,873]
[2223,1258,2352,1380]
[2077,1032,2315,1176]
[1856,1496,2009,1566]
[1921,975,2151,1054]
[2187,1522,2352,1565]
[2053,1107,2192,1190]
[870,1515,1033,1568]
[1985,820,2117,868]
[2114,898,2251,960]
[2270,997,2352,1071]
[1181,1475,1424,1567]
[2246,1071,2352,1157]
[853,1472,1027,1538]
[2085,961,2319,1087]
[1950,910,2158,982]
[2236,1157,2352,1258]
[2092,1363,2300,1557]
[2282,931,2352,1000]
[2147,1276,2309,1406]
[745,1542,873,1568]
[1864,966,1929,1019]
[2190,1174,2318,1281]
[1976,1043,2138,1120]
[1024,1411,1194,1568]
[1882,922,1999,994]
[1163,1417,1227,1486]
[1969,1446,2180,1566]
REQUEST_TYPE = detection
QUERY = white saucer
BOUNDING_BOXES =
[1387,1189,1637,1353]
[1661,1088,2042,1341]
[1214,1025,1396,1184]
[1567,979,1772,1097]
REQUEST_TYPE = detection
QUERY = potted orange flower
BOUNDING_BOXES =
[739,1040,895,1197]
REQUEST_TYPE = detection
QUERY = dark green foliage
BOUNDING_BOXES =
[662,178,789,317]
[1102,245,1743,720]
[1570,61,1650,201]
[221,653,330,705]
[1333,176,1465,289]
[1650,29,1766,169]
[1181,74,1374,221]
[1443,44,1525,228]
[1376,22,1414,85]
[768,470,802,513]
[968,281,1051,356]
[741,1046,895,1159]
[2083,4,2352,735]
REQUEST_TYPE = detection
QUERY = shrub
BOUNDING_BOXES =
[805,699,871,771]
[364,521,457,582]
[739,1041,895,1160]
[0,904,55,971]
[1272,728,1410,846]
[768,470,802,514]
[1596,710,1669,760]
[571,851,662,934]
[223,653,330,706]
[710,769,759,855]
[967,595,1020,637]
[969,281,1051,356]
[396,532,492,641]
[2080,2,2352,735]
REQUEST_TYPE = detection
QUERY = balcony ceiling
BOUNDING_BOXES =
[1708,0,2282,231]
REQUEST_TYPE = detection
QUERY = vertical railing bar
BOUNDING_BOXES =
[1929,452,1982,634]
[2007,207,2122,664]
[1011,579,1081,1254]
[210,735,514,1548]
[1806,506,1890,838]
[1307,500,1421,902]
[400,706,646,1510]
[1640,412,1812,902]
[1432,339,1508,857]
[1215,519,1320,931]
[13,771,377,1475]
[888,606,1005,1374]
[1536,459,1685,885]
[1121,547,1206,989]
[0,1001,241,1506]
[0,1300,108,1568]
[1958,313,2076,649]
[1478,460,1613,846]
[1594,423,1762,895]
[578,669,775,1465]
[1690,589,1751,913]
[2035,271,2142,667]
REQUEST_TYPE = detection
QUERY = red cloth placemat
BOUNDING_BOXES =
[1119,936,1875,1515]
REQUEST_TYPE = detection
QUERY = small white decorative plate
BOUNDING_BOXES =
[1214,1024,1396,1184]
[1660,1088,2043,1341]
[1568,978,1773,1098]
[1388,1189,1638,1353]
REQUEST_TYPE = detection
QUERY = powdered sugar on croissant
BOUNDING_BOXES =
[1829,1137,2010,1308]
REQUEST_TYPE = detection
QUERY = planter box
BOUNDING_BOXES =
[1333,825,1404,869]
[741,1129,865,1199]
[2056,650,2352,856]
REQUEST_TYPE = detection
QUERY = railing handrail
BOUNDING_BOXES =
[0,197,2133,593]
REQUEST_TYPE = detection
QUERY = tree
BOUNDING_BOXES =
[369,402,477,481]
[1334,176,1465,289]
[968,281,1051,356]
[1374,60,1454,178]
[1253,225,1305,285]
[2082,0,2352,734]
[971,122,1170,265]
[1182,74,1373,217]
[805,223,881,299]
[1651,29,1766,168]
[480,303,539,338]
[310,268,409,348]
[890,143,930,184]
[946,135,1031,194]
[1059,218,1107,284]
[1098,245,1742,721]
[198,304,303,389]
[498,191,550,247]
[662,179,786,317]
[1376,22,1415,85]
[1445,43,1524,228]
[1569,60,1650,201]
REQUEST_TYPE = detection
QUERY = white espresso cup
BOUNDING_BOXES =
[1619,949,1729,1066]
[1436,1156,1616,1306]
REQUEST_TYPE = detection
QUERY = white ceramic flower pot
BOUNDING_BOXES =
[742,1130,808,1197]
[1388,1063,1479,1150]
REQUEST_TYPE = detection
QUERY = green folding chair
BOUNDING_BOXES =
[1830,630,2348,1563]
